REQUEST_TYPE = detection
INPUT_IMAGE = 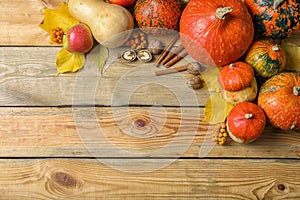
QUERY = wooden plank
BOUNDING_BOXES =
[0,38,299,106]
[0,46,210,106]
[1,35,300,107]
[1,0,300,46]
[0,107,299,158]
[0,0,64,46]
[0,158,298,199]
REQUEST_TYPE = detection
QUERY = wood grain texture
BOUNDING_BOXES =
[0,35,298,107]
[0,0,299,47]
[0,107,299,158]
[0,158,298,199]
[0,46,210,106]
[0,0,64,46]
[0,2,299,199]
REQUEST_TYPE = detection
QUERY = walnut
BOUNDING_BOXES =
[187,75,203,89]
[186,62,207,75]
[121,49,137,62]
[137,49,152,62]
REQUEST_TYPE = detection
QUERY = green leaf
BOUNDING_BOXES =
[85,45,109,73]
[56,48,85,74]
[203,92,234,124]
[94,45,109,71]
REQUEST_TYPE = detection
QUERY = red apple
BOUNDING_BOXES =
[108,0,137,8]
[63,23,94,54]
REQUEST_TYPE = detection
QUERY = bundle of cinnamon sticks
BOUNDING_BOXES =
[155,34,189,76]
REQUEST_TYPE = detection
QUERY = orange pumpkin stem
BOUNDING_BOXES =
[294,86,300,96]
[273,0,285,12]
[229,63,235,68]
[216,7,233,20]
[272,45,279,52]
[245,113,253,119]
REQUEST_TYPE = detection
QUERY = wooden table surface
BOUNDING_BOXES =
[0,1,299,199]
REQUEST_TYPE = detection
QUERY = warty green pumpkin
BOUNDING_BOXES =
[245,0,300,39]
[245,38,286,78]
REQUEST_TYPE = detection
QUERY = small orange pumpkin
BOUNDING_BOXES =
[218,61,254,91]
[226,102,266,144]
[258,72,300,130]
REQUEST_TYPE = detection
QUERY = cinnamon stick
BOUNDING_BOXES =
[164,50,188,68]
[155,65,187,76]
[160,44,184,65]
[154,34,179,66]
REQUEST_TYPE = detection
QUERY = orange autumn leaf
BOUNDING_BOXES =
[39,2,79,44]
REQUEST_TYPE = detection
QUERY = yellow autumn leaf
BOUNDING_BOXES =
[199,66,222,92]
[56,48,85,74]
[282,42,300,71]
[203,92,234,124]
[39,2,79,44]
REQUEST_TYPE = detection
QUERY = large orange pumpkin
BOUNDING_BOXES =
[134,0,182,35]
[179,0,254,66]
[258,72,300,130]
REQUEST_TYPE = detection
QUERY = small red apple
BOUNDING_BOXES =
[63,23,94,54]
[108,0,137,8]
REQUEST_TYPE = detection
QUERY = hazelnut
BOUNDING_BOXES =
[147,39,164,55]
[123,30,148,50]
[187,76,203,89]
[187,62,207,75]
